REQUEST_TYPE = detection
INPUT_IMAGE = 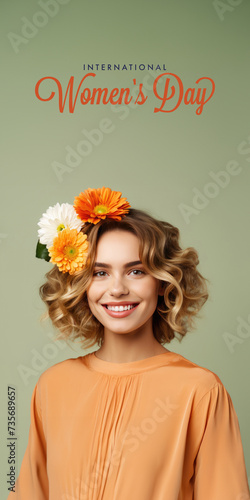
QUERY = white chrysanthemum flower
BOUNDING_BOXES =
[38,203,83,248]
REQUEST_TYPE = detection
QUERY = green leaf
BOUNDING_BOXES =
[36,241,50,262]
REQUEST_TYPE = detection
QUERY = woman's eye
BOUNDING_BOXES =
[129,269,144,276]
[93,271,107,277]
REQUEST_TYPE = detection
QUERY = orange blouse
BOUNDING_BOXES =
[7,351,250,500]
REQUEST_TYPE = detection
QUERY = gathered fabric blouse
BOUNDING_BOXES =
[7,350,249,500]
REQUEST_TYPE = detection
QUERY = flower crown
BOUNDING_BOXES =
[36,187,130,275]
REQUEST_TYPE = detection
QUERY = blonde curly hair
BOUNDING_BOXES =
[39,208,209,348]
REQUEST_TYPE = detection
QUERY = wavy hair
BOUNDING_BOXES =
[39,209,209,348]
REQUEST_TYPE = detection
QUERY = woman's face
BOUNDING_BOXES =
[87,229,162,337]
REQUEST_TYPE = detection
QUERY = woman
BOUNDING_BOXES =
[8,187,249,500]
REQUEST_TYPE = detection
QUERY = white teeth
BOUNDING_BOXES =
[106,304,136,312]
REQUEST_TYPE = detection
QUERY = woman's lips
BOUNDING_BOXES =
[101,303,139,318]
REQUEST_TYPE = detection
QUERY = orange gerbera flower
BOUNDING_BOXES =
[73,187,131,224]
[48,227,88,275]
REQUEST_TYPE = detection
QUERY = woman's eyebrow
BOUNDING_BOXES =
[94,260,142,268]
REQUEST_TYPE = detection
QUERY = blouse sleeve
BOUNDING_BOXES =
[193,383,250,500]
[7,382,49,500]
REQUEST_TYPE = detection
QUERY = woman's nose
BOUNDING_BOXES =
[109,275,129,296]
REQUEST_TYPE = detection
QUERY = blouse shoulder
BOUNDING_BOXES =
[36,356,84,389]
[172,353,229,410]
[176,353,223,383]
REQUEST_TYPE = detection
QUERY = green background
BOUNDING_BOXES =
[1,0,250,496]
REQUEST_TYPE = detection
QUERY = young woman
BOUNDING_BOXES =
[8,187,249,500]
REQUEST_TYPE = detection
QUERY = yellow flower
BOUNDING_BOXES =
[74,186,130,224]
[48,228,88,275]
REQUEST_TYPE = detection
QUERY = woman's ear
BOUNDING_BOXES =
[158,281,166,296]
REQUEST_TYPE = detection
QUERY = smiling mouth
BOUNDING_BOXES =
[103,304,139,312]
